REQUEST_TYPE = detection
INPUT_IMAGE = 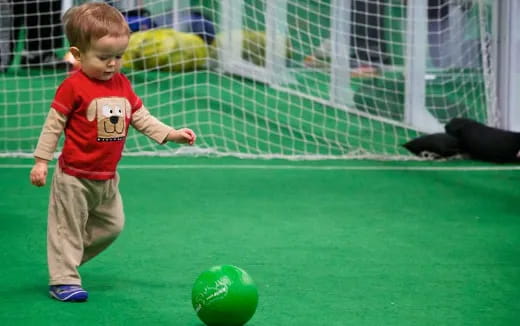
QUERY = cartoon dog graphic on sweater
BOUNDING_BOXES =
[87,97,131,142]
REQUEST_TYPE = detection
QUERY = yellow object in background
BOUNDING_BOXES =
[210,30,292,67]
[122,28,208,72]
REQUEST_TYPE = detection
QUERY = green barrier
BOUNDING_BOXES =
[353,69,488,124]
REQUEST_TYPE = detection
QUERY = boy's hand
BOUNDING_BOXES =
[168,128,196,145]
[30,158,49,187]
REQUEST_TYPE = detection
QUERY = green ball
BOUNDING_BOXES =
[192,265,258,326]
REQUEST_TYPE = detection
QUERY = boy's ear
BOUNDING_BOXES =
[69,47,81,61]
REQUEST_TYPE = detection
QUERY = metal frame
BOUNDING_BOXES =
[330,0,353,107]
[404,0,442,133]
[496,0,520,131]
[218,0,294,85]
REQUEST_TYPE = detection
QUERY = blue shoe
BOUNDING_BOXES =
[49,285,88,302]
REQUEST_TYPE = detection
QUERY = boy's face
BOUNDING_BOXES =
[73,35,129,81]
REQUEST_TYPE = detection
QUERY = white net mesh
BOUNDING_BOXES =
[0,0,496,159]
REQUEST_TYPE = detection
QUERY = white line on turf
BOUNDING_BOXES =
[1,164,520,171]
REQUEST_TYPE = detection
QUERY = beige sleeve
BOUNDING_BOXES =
[131,106,173,144]
[33,108,67,161]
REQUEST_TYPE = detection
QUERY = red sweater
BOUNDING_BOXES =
[51,71,142,180]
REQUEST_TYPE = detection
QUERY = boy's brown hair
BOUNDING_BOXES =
[63,2,130,51]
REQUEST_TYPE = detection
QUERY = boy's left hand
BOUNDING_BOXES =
[169,128,196,145]
[30,159,49,187]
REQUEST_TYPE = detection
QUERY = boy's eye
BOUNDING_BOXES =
[99,56,122,61]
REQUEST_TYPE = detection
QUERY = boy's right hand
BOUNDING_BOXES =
[30,158,49,187]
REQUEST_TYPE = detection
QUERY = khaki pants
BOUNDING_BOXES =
[47,166,125,286]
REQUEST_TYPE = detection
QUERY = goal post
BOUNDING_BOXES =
[0,0,500,159]
[496,0,520,132]
[403,0,441,133]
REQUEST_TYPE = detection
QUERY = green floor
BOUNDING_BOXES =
[1,157,519,325]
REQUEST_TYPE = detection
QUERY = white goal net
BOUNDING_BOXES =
[0,0,496,159]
